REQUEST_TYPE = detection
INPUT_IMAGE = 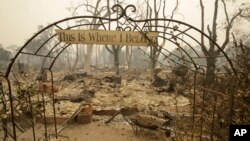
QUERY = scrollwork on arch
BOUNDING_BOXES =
[111,4,137,20]
[116,26,132,31]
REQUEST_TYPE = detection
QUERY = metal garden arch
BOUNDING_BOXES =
[0,4,238,141]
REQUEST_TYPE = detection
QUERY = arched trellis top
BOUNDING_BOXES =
[4,4,237,77]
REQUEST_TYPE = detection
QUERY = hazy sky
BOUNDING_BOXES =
[0,0,75,47]
[0,0,248,48]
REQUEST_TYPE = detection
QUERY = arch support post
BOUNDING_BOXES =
[0,75,17,141]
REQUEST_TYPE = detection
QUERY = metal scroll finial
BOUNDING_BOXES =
[111,4,137,19]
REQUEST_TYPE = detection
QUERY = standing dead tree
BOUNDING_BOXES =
[105,43,123,75]
[199,0,243,83]
[141,0,179,78]
[70,0,113,73]
[195,1,246,140]
[105,0,125,75]
[125,45,133,72]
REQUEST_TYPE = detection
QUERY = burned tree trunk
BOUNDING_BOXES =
[206,57,216,84]
[114,48,120,75]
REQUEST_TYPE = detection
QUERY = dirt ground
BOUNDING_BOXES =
[17,115,171,141]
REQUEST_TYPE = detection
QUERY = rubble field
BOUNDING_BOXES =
[2,71,192,141]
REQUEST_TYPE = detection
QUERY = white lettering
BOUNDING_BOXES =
[234,129,241,136]
[242,129,247,136]
[234,129,248,136]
